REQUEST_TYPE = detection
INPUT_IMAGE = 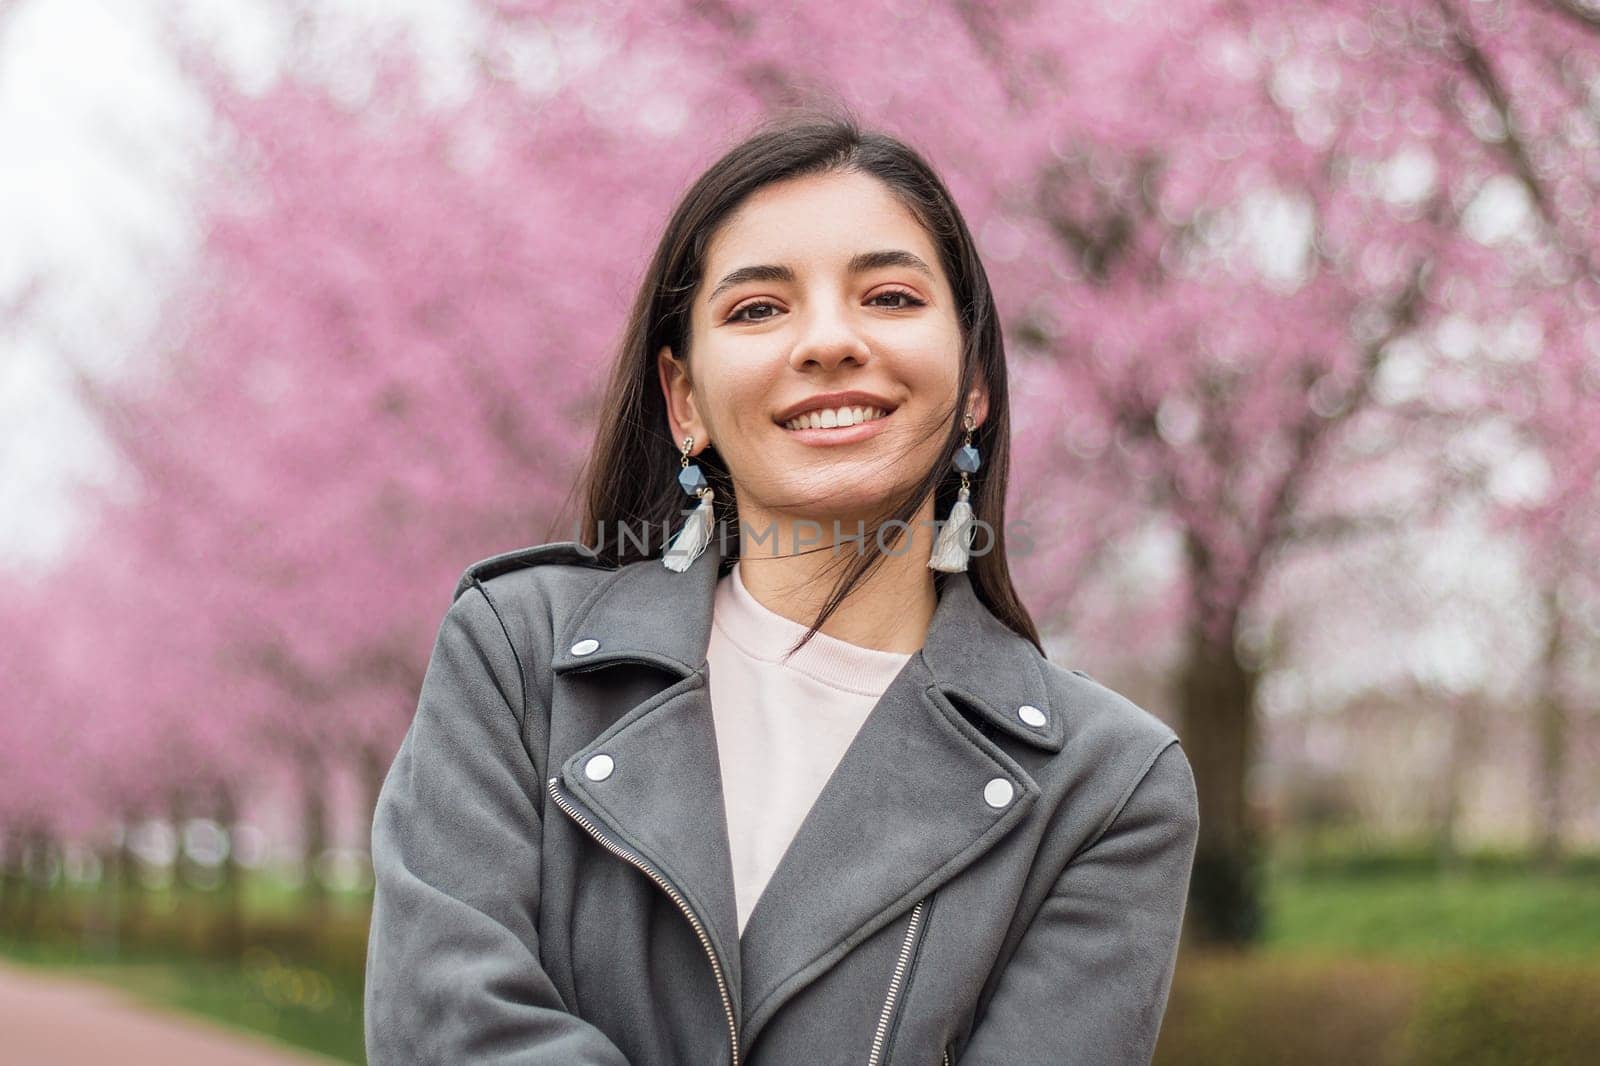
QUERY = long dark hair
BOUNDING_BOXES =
[569,105,1043,656]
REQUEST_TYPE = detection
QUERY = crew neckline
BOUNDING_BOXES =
[711,561,915,696]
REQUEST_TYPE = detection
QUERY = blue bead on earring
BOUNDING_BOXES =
[663,435,716,572]
[928,412,980,573]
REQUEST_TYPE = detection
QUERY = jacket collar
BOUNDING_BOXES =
[547,534,1063,1056]
[550,535,1064,754]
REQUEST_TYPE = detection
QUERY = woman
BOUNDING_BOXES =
[364,112,1199,1066]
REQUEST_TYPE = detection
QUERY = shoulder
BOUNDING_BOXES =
[451,540,614,603]
[440,541,620,712]
[1033,658,1187,820]
[1037,660,1178,751]
[449,541,618,652]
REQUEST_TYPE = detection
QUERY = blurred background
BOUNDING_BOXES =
[2,0,1598,1063]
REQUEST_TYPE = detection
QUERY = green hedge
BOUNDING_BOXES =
[1401,960,1600,1066]
[7,867,1598,1066]
[1157,951,1600,1066]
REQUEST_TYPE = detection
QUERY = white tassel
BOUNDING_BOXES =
[927,483,975,573]
[662,487,715,572]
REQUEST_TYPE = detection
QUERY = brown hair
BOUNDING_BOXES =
[568,105,1042,655]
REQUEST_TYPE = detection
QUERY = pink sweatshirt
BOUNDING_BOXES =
[707,560,914,937]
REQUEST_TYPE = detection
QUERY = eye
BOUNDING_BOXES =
[870,287,927,310]
[725,287,926,324]
[727,299,782,324]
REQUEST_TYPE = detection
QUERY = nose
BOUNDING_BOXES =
[787,304,872,374]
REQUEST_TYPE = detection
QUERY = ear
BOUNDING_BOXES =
[657,344,711,452]
[966,382,991,430]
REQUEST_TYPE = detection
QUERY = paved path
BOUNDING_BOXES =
[0,960,345,1065]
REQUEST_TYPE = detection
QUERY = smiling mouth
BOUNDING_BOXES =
[780,405,892,431]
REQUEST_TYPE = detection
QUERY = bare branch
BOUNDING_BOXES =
[1434,0,1555,221]
[1241,259,1432,607]
[1534,0,1600,37]
[1436,0,1600,278]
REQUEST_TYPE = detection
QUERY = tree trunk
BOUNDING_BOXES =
[110,812,145,950]
[168,789,192,893]
[1432,691,1483,871]
[299,748,331,924]
[0,826,22,932]
[1533,580,1570,872]
[81,838,120,956]
[215,783,246,958]
[358,741,389,854]
[1176,631,1266,945]
[9,824,49,939]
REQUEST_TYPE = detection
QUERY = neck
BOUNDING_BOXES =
[730,497,941,654]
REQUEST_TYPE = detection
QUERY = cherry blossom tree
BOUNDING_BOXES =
[475,0,1600,941]
[498,0,1600,940]
[3,0,1596,950]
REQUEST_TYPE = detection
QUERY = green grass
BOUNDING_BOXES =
[1260,841,1600,962]
[0,937,363,1063]
[4,844,1598,1065]
[1,871,370,1063]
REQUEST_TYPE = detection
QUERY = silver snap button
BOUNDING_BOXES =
[584,754,614,781]
[983,777,1014,808]
[1017,704,1047,727]
[570,638,600,656]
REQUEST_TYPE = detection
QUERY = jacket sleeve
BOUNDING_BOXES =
[364,582,633,1065]
[956,738,1199,1066]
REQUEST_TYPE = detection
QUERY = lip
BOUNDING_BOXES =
[772,390,899,425]
[773,390,898,449]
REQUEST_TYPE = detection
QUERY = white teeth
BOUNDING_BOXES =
[783,406,887,431]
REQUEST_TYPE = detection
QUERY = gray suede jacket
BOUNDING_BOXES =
[363,534,1199,1065]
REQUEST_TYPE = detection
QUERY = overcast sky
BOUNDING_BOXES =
[0,0,489,568]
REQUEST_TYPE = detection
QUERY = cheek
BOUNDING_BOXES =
[892,343,963,398]
[696,359,773,438]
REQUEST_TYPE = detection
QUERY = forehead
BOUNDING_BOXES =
[704,170,939,274]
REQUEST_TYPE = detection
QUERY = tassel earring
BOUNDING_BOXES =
[928,412,981,573]
[663,435,716,572]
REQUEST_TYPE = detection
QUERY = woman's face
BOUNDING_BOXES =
[658,169,987,534]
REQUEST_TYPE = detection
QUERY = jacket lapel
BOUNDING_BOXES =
[546,538,744,1013]
[733,551,1062,1052]
[546,533,1066,1055]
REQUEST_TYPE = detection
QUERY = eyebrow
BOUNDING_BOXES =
[706,249,936,304]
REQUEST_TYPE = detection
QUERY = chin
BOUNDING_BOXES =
[786,488,905,526]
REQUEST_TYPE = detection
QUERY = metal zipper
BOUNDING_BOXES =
[865,897,928,1066]
[546,775,741,1066]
